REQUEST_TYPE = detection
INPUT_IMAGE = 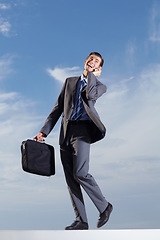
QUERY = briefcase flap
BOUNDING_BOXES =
[21,139,55,176]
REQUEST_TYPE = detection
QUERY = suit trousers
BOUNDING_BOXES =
[60,121,108,223]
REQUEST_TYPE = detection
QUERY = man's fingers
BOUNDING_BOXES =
[34,132,44,142]
[93,70,101,77]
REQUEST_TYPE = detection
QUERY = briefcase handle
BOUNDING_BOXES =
[33,136,45,142]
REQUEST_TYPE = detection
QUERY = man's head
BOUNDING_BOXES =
[87,52,104,67]
[83,52,104,77]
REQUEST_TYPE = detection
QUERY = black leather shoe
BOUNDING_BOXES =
[65,220,89,230]
[97,203,113,228]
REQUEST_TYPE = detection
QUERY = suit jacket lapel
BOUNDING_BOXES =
[71,76,80,105]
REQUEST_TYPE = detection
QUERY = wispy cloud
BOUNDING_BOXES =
[0,53,40,153]
[47,66,82,83]
[149,2,160,42]
[0,3,11,36]
[125,40,137,68]
[0,55,14,81]
[0,1,26,37]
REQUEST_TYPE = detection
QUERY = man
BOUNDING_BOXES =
[35,52,113,230]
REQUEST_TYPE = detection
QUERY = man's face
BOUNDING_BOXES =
[84,54,102,72]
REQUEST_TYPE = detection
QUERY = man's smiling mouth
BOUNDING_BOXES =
[87,64,93,68]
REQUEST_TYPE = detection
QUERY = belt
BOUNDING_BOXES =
[68,120,91,126]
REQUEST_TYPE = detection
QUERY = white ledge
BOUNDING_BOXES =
[0,229,160,240]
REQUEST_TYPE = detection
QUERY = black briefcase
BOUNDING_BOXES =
[21,139,55,176]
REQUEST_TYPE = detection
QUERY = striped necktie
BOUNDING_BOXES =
[71,78,87,120]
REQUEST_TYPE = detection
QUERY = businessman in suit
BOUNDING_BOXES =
[35,52,113,230]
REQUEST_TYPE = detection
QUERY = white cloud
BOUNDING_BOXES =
[0,3,11,10]
[0,89,46,198]
[149,2,160,42]
[0,90,40,141]
[0,86,65,230]
[47,66,82,83]
[0,54,42,182]
[0,18,11,37]
[93,63,160,182]
[0,92,17,101]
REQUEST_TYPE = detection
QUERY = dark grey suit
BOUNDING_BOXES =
[40,72,108,223]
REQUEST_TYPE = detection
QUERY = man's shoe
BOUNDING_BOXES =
[65,220,89,230]
[97,203,113,228]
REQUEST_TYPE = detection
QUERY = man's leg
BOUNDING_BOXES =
[60,142,88,224]
[71,138,108,214]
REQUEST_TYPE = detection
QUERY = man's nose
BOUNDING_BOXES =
[89,60,94,65]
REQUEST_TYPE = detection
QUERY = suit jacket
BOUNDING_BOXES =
[40,72,107,145]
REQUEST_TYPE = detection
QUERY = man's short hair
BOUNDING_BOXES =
[88,52,104,67]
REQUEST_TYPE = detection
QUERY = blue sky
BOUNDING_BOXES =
[0,0,160,230]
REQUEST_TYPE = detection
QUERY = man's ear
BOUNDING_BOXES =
[98,66,102,71]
